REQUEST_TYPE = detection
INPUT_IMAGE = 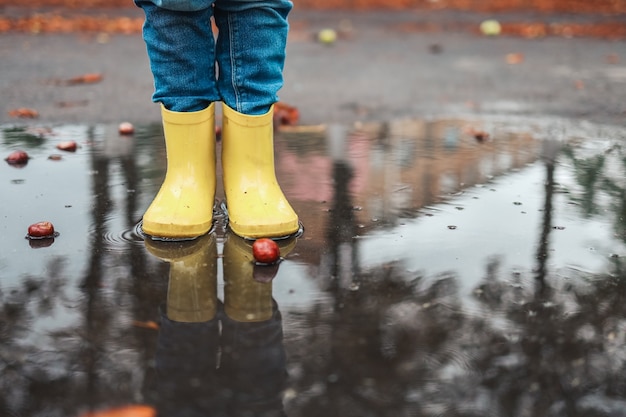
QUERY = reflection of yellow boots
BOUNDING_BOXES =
[142,103,216,239]
[221,104,299,239]
[144,233,218,322]
[223,233,296,322]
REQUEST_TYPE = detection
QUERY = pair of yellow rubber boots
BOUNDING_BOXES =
[142,102,299,240]
[145,232,296,323]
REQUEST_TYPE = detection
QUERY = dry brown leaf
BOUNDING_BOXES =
[607,53,620,64]
[131,320,159,330]
[8,108,39,118]
[66,73,103,85]
[505,53,524,64]
[274,101,300,126]
[78,404,156,417]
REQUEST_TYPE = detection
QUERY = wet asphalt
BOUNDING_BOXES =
[0,7,625,127]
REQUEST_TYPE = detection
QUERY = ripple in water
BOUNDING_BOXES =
[101,224,146,252]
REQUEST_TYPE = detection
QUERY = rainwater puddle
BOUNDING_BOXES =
[2,114,626,416]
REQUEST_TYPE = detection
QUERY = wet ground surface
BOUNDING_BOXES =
[1,9,626,126]
[2,111,626,416]
[2,7,626,417]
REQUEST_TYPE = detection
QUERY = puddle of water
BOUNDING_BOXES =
[2,114,626,416]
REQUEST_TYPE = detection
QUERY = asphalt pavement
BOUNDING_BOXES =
[1,8,625,126]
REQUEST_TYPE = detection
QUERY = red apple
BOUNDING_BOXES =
[57,141,77,152]
[27,221,55,238]
[252,238,280,264]
[5,150,29,165]
[118,122,134,135]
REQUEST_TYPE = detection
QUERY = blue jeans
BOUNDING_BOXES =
[135,0,292,115]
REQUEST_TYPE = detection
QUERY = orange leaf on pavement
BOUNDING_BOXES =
[8,108,39,118]
[131,320,159,330]
[274,101,300,126]
[66,73,103,85]
[505,53,524,64]
[79,405,156,417]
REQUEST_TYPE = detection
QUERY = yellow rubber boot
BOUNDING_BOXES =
[144,233,218,323]
[221,104,299,239]
[142,103,216,239]
[223,232,297,322]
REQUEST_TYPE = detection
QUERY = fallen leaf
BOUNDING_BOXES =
[78,404,156,417]
[56,100,89,108]
[8,108,39,118]
[274,102,300,126]
[131,320,159,330]
[505,53,524,64]
[66,73,103,85]
[606,53,620,64]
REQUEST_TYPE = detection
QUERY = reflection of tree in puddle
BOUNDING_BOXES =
[284,130,626,415]
[564,141,626,245]
[286,260,626,415]
[0,124,165,416]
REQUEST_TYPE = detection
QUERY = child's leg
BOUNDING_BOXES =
[213,0,293,115]
[136,0,221,238]
[213,0,299,239]
[136,0,221,111]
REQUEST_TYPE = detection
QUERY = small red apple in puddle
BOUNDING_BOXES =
[27,221,55,238]
[5,150,29,165]
[118,122,134,135]
[57,141,77,152]
[252,238,280,264]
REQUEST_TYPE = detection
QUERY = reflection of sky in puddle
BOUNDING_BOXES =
[357,161,621,295]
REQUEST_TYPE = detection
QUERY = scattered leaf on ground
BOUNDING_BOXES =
[606,53,620,64]
[78,404,156,417]
[274,102,300,126]
[8,108,39,118]
[56,100,89,108]
[131,320,159,330]
[506,53,524,64]
[65,73,103,85]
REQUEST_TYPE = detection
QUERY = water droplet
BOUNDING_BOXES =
[349,282,360,291]
[448,225,457,230]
